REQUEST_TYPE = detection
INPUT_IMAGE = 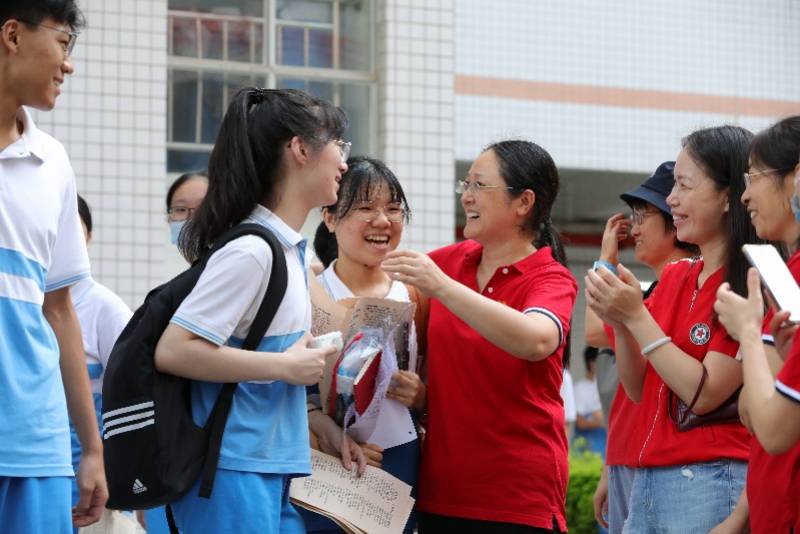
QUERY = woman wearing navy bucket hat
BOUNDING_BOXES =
[586,162,697,533]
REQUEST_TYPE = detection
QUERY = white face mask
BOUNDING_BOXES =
[169,220,185,245]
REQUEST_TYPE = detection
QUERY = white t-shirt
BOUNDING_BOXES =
[560,369,576,423]
[69,276,132,468]
[574,377,602,417]
[319,262,418,449]
[0,107,91,477]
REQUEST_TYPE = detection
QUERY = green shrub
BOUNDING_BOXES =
[566,439,603,534]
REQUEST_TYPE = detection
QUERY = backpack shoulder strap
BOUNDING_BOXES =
[199,223,289,499]
[405,283,429,372]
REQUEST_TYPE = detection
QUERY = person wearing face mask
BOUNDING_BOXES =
[585,162,698,533]
[713,115,800,533]
[166,171,208,247]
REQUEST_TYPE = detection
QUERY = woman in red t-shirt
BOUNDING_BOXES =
[383,140,577,534]
[714,115,800,533]
[586,125,762,532]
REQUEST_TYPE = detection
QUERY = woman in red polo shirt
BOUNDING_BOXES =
[714,115,800,533]
[382,140,577,533]
[586,125,761,532]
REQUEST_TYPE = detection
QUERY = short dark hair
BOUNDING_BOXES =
[166,170,208,211]
[583,346,599,369]
[0,0,86,31]
[77,194,91,235]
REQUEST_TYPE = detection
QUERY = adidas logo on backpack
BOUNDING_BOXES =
[132,479,148,494]
[101,224,288,511]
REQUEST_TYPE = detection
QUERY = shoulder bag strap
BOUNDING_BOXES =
[198,224,289,498]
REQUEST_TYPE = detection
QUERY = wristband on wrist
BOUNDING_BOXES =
[641,336,671,357]
[593,259,618,276]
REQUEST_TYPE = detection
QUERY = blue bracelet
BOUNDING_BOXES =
[593,259,618,276]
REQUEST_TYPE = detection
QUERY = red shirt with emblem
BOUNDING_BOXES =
[749,251,800,533]
[417,242,577,531]
[620,258,750,467]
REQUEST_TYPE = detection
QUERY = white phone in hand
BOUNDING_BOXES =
[742,244,800,322]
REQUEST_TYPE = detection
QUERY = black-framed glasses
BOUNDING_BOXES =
[167,206,197,221]
[16,18,78,56]
[455,180,516,195]
[743,167,794,187]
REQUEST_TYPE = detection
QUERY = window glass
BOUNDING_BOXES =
[276,0,332,24]
[200,20,224,60]
[201,72,225,144]
[227,20,252,62]
[171,16,198,57]
[167,149,210,173]
[278,25,305,66]
[339,82,371,156]
[169,0,263,17]
[308,29,333,68]
[340,0,370,70]
[170,70,198,143]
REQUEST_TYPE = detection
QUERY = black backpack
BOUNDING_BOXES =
[101,224,288,514]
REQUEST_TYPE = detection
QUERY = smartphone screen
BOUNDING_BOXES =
[742,244,800,322]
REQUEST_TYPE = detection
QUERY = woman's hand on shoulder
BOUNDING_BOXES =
[584,263,643,327]
[381,250,450,299]
[387,370,426,411]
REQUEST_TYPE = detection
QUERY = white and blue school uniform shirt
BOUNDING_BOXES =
[0,107,91,477]
[68,277,132,473]
[170,205,312,476]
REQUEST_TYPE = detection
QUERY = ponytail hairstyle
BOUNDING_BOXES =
[180,88,347,262]
[681,125,768,297]
[486,140,571,368]
[485,140,567,268]
[313,156,410,268]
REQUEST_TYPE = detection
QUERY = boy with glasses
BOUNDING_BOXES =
[0,1,107,532]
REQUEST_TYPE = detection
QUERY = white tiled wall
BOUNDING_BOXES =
[376,0,456,252]
[454,0,800,173]
[33,0,168,308]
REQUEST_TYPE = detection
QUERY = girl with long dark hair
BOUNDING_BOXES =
[153,88,354,533]
[383,140,577,533]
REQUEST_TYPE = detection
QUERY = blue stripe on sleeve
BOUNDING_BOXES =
[46,271,90,292]
[170,316,226,346]
[0,247,47,291]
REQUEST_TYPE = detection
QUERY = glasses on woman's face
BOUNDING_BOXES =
[629,208,660,226]
[349,204,406,224]
[15,19,78,57]
[167,206,197,222]
[455,179,515,195]
[743,167,794,187]
[333,140,351,162]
